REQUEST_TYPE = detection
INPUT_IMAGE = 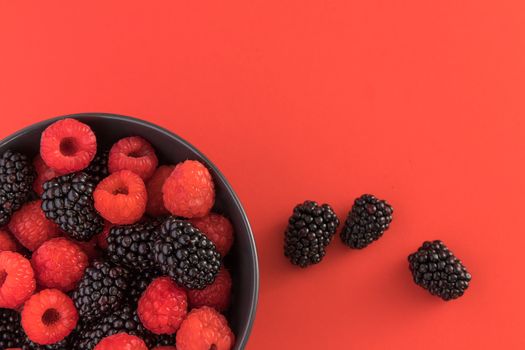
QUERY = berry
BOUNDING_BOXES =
[84,150,109,184]
[21,289,78,345]
[284,200,339,268]
[21,334,71,350]
[75,237,101,261]
[107,219,162,272]
[0,150,36,226]
[340,194,394,249]
[108,136,158,181]
[32,155,61,196]
[138,277,188,335]
[152,218,221,290]
[74,305,151,349]
[41,173,104,242]
[8,200,60,251]
[153,347,176,350]
[0,251,36,309]
[0,229,19,253]
[96,222,113,250]
[94,170,147,225]
[190,214,234,257]
[162,160,215,218]
[149,334,176,348]
[94,333,147,350]
[72,260,130,322]
[31,238,88,292]
[40,118,97,174]
[188,267,232,312]
[127,269,160,306]
[0,308,23,349]
[176,306,235,350]
[145,165,174,217]
[408,240,472,301]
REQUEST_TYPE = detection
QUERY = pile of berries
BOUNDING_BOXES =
[0,118,236,350]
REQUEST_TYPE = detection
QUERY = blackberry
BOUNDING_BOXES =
[0,308,23,349]
[107,219,163,272]
[150,334,176,347]
[408,240,472,301]
[127,269,160,306]
[284,200,340,267]
[340,194,393,249]
[41,172,104,241]
[72,260,130,322]
[0,150,35,226]
[22,335,72,350]
[73,305,152,350]
[84,150,109,183]
[152,217,221,290]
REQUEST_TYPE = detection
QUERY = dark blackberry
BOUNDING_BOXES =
[41,172,104,241]
[340,194,393,249]
[73,305,152,350]
[0,150,35,226]
[408,240,472,301]
[84,150,109,183]
[72,260,130,322]
[284,200,340,267]
[22,334,73,350]
[0,308,23,349]
[107,219,163,272]
[127,269,160,306]
[150,334,176,347]
[152,217,221,290]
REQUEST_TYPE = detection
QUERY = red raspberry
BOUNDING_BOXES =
[8,200,60,251]
[176,306,235,350]
[162,160,215,218]
[21,289,78,345]
[94,170,147,225]
[108,136,158,181]
[40,118,97,174]
[96,222,113,250]
[94,333,148,350]
[190,214,234,256]
[32,155,62,195]
[31,238,88,292]
[0,229,18,253]
[138,277,188,335]
[146,165,174,217]
[0,251,35,308]
[187,268,232,312]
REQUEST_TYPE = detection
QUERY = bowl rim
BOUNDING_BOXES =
[1,112,259,349]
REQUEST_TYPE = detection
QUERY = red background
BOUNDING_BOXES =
[1,1,524,349]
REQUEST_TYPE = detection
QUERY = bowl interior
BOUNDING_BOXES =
[1,113,258,349]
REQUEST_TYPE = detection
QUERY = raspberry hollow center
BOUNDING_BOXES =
[0,270,6,288]
[128,148,148,158]
[112,186,129,195]
[60,137,79,156]
[42,308,61,326]
[210,345,217,350]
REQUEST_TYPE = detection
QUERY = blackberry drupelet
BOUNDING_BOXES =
[152,217,221,290]
[340,194,393,249]
[0,308,23,349]
[284,200,340,267]
[72,260,130,322]
[150,334,176,347]
[0,150,35,226]
[41,172,104,241]
[127,269,160,306]
[22,335,72,350]
[84,150,109,184]
[107,219,163,272]
[408,240,472,301]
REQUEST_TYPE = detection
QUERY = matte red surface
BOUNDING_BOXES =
[1,1,524,349]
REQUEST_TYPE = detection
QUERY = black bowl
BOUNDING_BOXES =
[1,113,259,349]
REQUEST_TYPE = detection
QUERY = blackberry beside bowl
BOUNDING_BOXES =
[1,113,259,349]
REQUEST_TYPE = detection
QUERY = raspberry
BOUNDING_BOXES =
[40,118,97,174]
[94,170,147,225]
[188,268,232,312]
[0,229,19,253]
[31,238,88,292]
[0,251,35,309]
[176,306,235,350]
[8,200,60,251]
[32,155,62,196]
[190,214,234,256]
[162,160,215,218]
[138,277,188,335]
[145,165,174,217]
[94,333,148,350]
[96,222,113,250]
[21,289,78,345]
[108,136,158,181]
